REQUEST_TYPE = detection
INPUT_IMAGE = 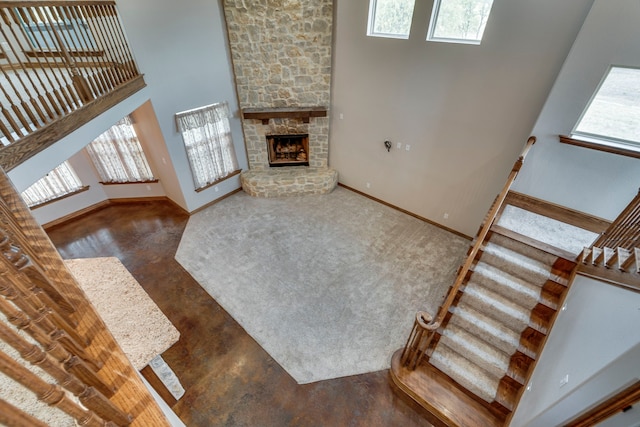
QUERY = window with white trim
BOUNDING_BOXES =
[175,102,240,191]
[572,66,640,151]
[85,116,156,184]
[367,0,416,39]
[21,161,85,208]
[428,0,495,44]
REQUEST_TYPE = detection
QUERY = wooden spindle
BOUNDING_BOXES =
[0,320,132,425]
[0,398,49,427]
[0,349,117,427]
[0,227,77,316]
[0,296,109,393]
[86,4,123,85]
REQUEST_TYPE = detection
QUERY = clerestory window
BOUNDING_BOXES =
[571,66,640,151]
[427,0,495,44]
[367,0,416,39]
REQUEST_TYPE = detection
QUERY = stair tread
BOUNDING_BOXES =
[488,232,558,265]
[391,351,506,427]
[430,342,500,404]
[472,261,542,309]
[461,282,532,332]
[439,324,511,379]
[481,242,551,284]
[450,304,522,355]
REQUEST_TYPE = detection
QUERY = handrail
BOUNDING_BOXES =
[401,136,536,369]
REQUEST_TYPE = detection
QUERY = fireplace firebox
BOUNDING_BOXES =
[267,134,309,167]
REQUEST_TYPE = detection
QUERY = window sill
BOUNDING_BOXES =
[559,135,640,160]
[195,169,241,193]
[28,186,90,210]
[99,179,159,186]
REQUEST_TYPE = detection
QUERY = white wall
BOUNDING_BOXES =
[330,0,594,236]
[510,276,640,426]
[115,0,247,212]
[512,0,640,221]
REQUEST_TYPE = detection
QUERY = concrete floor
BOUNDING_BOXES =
[47,200,435,427]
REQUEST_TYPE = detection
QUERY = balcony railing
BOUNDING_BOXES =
[0,1,145,170]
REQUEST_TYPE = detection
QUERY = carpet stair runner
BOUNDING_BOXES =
[394,227,576,426]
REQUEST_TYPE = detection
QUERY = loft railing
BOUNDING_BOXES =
[580,189,640,290]
[400,136,536,370]
[593,189,640,251]
[0,0,145,170]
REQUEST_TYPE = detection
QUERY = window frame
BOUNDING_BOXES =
[427,0,495,45]
[367,0,416,40]
[175,102,240,192]
[570,65,640,152]
[21,161,88,209]
[85,115,157,185]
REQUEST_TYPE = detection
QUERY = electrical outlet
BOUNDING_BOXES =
[405,144,411,151]
[366,182,371,188]
[214,186,219,192]
[560,374,569,387]
[146,185,151,191]
[339,113,344,120]
[162,157,167,165]
[396,142,402,149]
[443,213,449,220]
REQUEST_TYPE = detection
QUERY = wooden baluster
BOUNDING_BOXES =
[12,8,64,118]
[65,6,106,96]
[0,273,91,362]
[0,398,49,427]
[100,4,132,80]
[0,296,109,394]
[0,61,35,133]
[0,227,77,316]
[0,103,19,142]
[20,7,73,114]
[595,190,640,248]
[86,4,124,85]
[105,4,138,78]
[0,13,49,127]
[0,9,55,124]
[0,349,118,427]
[0,320,132,425]
[79,5,115,93]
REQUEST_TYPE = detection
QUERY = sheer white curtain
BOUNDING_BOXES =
[85,116,155,183]
[175,102,239,190]
[21,161,84,207]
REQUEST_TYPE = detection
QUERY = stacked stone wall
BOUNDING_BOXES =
[223,0,333,171]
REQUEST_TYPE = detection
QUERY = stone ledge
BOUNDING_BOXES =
[241,167,338,198]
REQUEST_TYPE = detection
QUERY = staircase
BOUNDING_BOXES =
[391,225,576,426]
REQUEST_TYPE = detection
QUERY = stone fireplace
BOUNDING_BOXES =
[222,0,338,197]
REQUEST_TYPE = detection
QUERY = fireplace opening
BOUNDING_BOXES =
[267,134,309,167]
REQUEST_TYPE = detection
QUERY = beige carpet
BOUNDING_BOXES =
[176,187,470,384]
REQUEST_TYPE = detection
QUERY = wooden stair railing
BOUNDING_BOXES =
[0,1,146,170]
[579,189,640,291]
[0,168,170,426]
[400,136,536,370]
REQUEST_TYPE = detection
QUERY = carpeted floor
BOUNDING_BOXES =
[176,187,470,384]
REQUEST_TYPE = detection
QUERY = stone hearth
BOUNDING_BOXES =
[223,0,337,197]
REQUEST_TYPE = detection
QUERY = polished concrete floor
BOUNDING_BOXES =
[47,200,434,426]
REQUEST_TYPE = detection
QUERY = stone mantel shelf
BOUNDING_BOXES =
[242,107,328,124]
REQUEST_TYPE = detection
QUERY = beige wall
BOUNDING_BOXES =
[329,0,594,236]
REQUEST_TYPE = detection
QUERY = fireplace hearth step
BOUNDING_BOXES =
[241,167,338,198]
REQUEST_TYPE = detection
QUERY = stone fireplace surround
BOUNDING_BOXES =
[223,0,337,198]
[239,108,337,197]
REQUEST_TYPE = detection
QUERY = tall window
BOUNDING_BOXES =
[19,6,96,51]
[21,161,85,208]
[428,0,495,44]
[572,66,640,150]
[85,116,155,184]
[175,102,239,191]
[367,0,416,39]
